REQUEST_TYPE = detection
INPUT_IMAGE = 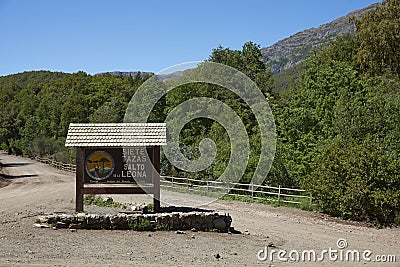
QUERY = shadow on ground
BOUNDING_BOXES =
[0,162,32,167]
[0,173,38,179]
[0,162,37,180]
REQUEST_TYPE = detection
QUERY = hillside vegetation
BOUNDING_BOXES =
[0,0,399,225]
[0,71,150,161]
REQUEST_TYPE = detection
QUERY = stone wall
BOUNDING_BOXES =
[37,212,232,232]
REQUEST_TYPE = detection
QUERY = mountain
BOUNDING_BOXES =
[95,71,154,78]
[261,3,379,74]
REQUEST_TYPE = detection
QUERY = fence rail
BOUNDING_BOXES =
[33,157,312,206]
[35,157,76,172]
[161,176,312,205]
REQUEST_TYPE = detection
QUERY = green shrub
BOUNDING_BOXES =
[128,217,153,231]
[83,194,125,208]
[305,136,400,225]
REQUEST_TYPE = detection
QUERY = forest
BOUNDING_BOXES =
[0,0,399,225]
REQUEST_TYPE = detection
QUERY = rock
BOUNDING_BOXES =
[33,223,49,228]
[212,219,226,230]
[214,253,221,259]
[76,214,87,225]
[70,228,77,232]
[36,216,48,223]
[130,203,147,212]
[200,221,212,231]
[175,230,186,234]
[33,211,232,232]
[229,227,241,234]
[110,214,128,230]
[191,234,195,239]
[69,223,82,229]
[170,214,181,229]
[156,215,171,229]
[86,214,102,229]
[59,214,73,224]
[55,222,68,229]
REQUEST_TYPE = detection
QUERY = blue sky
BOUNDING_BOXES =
[0,0,379,76]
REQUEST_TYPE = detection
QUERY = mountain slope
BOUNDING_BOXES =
[262,3,378,74]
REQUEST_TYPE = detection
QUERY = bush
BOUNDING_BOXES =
[128,217,153,231]
[304,136,400,225]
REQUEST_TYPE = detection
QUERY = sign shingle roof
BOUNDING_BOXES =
[65,123,166,147]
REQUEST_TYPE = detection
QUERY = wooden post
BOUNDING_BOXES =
[251,182,254,198]
[75,147,84,212]
[153,146,160,213]
[278,185,281,204]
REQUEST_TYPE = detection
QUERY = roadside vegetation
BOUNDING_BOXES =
[83,194,126,209]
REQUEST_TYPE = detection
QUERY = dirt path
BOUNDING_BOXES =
[0,152,398,266]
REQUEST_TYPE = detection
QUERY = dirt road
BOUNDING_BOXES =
[0,152,398,266]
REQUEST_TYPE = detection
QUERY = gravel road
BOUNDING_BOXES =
[0,152,398,266]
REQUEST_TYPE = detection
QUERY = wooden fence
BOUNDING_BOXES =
[35,157,76,172]
[161,176,312,205]
[33,157,312,206]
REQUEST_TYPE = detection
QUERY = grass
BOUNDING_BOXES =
[127,217,171,231]
[146,203,154,213]
[160,183,231,198]
[161,181,321,212]
[83,194,126,209]
[128,217,153,231]
[394,212,400,226]
[161,181,320,212]
[220,193,320,212]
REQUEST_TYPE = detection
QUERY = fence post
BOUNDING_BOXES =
[171,177,174,188]
[226,181,230,194]
[278,185,281,203]
[309,193,312,205]
[251,182,254,198]
[206,180,209,192]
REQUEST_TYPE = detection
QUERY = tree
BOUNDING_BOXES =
[275,4,400,224]
[209,41,273,97]
[355,0,400,76]
[305,136,400,225]
[99,157,110,173]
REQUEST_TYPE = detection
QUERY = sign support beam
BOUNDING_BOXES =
[153,146,160,213]
[76,147,84,212]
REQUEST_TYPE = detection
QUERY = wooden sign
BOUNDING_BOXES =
[75,146,160,213]
[84,147,155,184]
[65,123,166,213]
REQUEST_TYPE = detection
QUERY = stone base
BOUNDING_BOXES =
[37,212,232,232]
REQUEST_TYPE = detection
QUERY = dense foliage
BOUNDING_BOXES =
[0,71,150,162]
[0,0,399,225]
[278,0,400,225]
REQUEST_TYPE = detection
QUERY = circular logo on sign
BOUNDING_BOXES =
[85,151,115,181]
